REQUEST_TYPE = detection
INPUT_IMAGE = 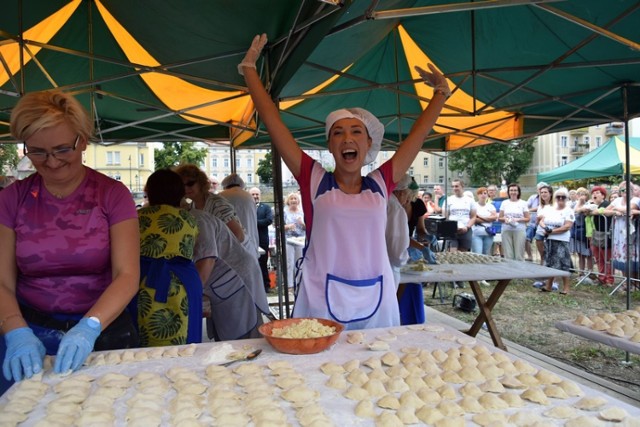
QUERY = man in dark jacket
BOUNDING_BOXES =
[250,187,274,292]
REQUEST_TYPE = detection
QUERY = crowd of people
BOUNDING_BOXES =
[3,34,637,397]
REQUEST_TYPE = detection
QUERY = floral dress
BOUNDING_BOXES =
[137,205,200,346]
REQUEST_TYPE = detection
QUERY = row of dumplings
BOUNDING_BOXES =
[434,252,506,264]
[318,345,636,426]
[574,308,640,341]
[83,343,197,367]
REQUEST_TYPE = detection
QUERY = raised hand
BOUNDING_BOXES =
[414,63,451,98]
[238,34,268,76]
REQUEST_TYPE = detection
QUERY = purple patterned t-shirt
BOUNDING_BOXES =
[0,168,138,313]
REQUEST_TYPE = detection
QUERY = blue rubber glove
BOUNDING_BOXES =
[3,327,46,381]
[422,246,437,265]
[54,318,101,374]
[407,247,423,262]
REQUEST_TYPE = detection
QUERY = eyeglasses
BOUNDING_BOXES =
[184,180,197,187]
[556,195,567,200]
[24,136,79,163]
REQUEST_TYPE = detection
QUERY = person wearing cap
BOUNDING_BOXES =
[388,174,430,325]
[239,34,449,330]
[386,175,411,289]
[219,173,260,258]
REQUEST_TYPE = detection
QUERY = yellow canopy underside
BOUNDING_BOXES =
[1,5,523,150]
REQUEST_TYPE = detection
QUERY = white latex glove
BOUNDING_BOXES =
[238,34,268,76]
[414,63,451,98]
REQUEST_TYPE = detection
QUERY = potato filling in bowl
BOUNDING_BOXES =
[271,319,337,338]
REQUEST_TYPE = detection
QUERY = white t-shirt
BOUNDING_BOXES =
[472,202,497,236]
[500,199,528,231]
[535,204,554,235]
[446,195,476,228]
[542,206,575,242]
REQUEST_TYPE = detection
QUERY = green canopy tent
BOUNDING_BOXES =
[538,136,640,183]
[1,0,640,150]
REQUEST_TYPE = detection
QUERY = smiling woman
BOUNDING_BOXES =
[0,90,140,393]
[241,33,449,330]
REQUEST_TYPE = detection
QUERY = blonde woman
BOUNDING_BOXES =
[283,192,305,288]
[539,188,575,294]
[1,91,140,383]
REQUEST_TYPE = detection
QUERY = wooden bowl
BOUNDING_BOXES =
[258,318,344,355]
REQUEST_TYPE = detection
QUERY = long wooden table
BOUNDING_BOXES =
[400,257,570,351]
[2,324,638,426]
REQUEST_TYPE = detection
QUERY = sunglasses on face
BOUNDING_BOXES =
[184,180,197,187]
[556,195,567,200]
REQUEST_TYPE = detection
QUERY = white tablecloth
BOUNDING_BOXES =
[2,324,638,426]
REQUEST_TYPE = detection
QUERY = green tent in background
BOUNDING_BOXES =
[537,136,640,183]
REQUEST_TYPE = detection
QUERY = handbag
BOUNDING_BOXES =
[481,224,497,236]
[591,230,608,248]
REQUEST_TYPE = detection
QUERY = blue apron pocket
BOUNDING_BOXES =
[326,274,383,324]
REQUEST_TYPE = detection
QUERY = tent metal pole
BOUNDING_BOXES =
[371,0,563,19]
[622,85,632,365]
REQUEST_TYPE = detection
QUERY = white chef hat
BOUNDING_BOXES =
[325,108,384,165]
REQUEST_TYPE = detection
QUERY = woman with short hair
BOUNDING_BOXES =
[539,188,575,294]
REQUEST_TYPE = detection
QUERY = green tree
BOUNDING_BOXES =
[448,139,535,186]
[0,144,19,175]
[154,142,207,170]
[256,150,273,184]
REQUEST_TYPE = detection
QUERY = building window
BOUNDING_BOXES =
[139,153,144,167]
[423,176,429,184]
[572,136,579,146]
[235,158,240,168]
[211,157,218,168]
[247,158,253,168]
[423,157,429,167]
[247,173,253,183]
[595,136,602,147]
[438,158,444,168]
[106,151,121,165]
[561,156,568,166]
[409,167,414,176]
[438,175,444,183]
[223,158,229,168]
[560,136,568,147]
[583,136,590,145]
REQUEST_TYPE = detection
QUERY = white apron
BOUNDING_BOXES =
[292,165,400,330]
